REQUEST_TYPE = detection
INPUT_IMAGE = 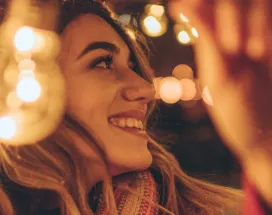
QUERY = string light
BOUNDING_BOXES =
[191,27,199,38]
[180,79,197,101]
[140,4,168,37]
[202,86,214,106]
[153,77,164,99]
[16,77,41,102]
[180,13,189,23]
[159,77,182,104]
[0,116,16,140]
[172,64,194,80]
[0,0,65,145]
[149,4,165,17]
[14,26,35,52]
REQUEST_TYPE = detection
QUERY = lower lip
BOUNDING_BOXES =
[110,123,148,139]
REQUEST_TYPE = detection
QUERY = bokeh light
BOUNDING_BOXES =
[172,64,194,80]
[16,78,41,102]
[14,26,35,52]
[143,16,162,36]
[177,30,191,44]
[180,13,189,22]
[18,59,36,71]
[202,86,214,106]
[6,91,22,109]
[180,79,197,101]
[192,27,199,38]
[160,77,182,104]
[149,4,165,17]
[153,77,164,99]
[0,116,16,140]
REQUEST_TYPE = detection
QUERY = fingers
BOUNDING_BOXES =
[246,0,272,60]
[215,0,246,55]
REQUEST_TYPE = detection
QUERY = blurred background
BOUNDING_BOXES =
[107,0,241,188]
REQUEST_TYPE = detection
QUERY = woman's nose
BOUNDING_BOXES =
[121,75,155,104]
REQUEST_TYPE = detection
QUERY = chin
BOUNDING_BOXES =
[109,149,153,176]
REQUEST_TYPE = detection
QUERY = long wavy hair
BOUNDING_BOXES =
[0,1,243,215]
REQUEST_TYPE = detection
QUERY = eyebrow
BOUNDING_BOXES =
[77,41,119,60]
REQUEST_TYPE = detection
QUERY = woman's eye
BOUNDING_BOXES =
[89,55,113,70]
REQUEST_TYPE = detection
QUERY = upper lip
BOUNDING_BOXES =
[109,109,146,121]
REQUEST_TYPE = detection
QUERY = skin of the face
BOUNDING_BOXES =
[58,14,155,179]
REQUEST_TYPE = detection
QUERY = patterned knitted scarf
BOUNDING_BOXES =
[95,170,159,215]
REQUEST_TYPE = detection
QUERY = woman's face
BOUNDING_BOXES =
[59,14,155,176]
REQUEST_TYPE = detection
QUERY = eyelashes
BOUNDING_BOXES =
[88,53,140,74]
[89,54,113,70]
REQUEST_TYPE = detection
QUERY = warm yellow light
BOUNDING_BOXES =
[4,65,19,86]
[14,26,35,52]
[143,16,162,36]
[6,91,22,109]
[192,27,199,38]
[150,4,165,17]
[0,116,16,140]
[127,29,136,40]
[202,86,214,106]
[180,79,197,101]
[172,64,194,80]
[180,13,189,22]
[152,77,164,99]
[18,59,36,71]
[16,77,41,102]
[160,77,182,104]
[177,30,191,44]
[19,69,35,79]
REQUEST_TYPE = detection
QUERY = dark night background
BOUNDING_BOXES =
[108,0,242,189]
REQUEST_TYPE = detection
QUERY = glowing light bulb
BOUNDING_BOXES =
[6,91,22,109]
[150,4,165,17]
[0,116,16,140]
[160,77,182,104]
[14,26,35,52]
[18,59,36,71]
[180,79,197,101]
[202,86,214,106]
[172,64,194,80]
[180,13,189,22]
[177,30,191,44]
[143,16,162,36]
[153,77,164,99]
[192,27,199,38]
[16,78,41,102]
[19,69,35,79]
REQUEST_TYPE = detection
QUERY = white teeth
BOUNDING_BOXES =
[126,118,134,128]
[119,118,126,128]
[109,117,144,130]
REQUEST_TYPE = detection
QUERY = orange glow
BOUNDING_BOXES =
[149,4,165,17]
[0,116,16,140]
[172,64,194,80]
[180,79,197,101]
[159,77,182,104]
[14,26,35,52]
[153,77,164,99]
[202,86,214,106]
[18,59,36,71]
[16,78,41,102]
[177,30,191,44]
[6,91,22,109]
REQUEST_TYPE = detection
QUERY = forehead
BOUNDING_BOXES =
[60,14,129,60]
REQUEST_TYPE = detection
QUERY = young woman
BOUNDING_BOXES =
[0,0,270,214]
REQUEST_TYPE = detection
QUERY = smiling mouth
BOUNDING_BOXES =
[109,117,148,139]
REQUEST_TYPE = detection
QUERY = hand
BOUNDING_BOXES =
[168,0,272,204]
